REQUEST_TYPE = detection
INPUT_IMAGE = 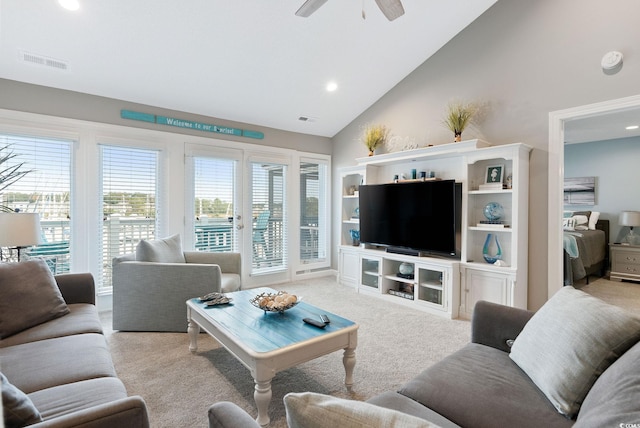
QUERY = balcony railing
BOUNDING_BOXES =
[16,216,313,287]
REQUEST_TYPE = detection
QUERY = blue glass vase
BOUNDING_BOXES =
[482,233,502,263]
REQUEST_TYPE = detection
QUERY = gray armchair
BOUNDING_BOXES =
[112,251,241,332]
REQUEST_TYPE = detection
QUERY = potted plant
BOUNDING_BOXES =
[442,100,477,142]
[361,124,389,156]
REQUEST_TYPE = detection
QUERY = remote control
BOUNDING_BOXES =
[320,314,330,324]
[303,317,327,329]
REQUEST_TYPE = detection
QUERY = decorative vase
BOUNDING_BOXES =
[454,133,462,142]
[349,229,360,246]
[368,150,375,157]
[483,202,504,222]
[482,233,502,264]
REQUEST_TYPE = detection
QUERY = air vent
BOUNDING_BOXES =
[21,51,68,71]
[298,116,317,123]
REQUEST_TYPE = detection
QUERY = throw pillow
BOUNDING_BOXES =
[1,372,43,427]
[509,286,640,418]
[135,234,186,263]
[284,392,437,428]
[0,259,70,339]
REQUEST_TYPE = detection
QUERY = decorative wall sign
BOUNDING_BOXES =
[120,110,264,139]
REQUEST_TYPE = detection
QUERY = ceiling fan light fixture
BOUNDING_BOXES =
[295,0,328,17]
[375,0,405,21]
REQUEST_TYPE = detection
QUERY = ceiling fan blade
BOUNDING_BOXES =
[375,0,405,21]
[295,0,329,17]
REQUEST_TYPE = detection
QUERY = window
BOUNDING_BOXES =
[191,156,238,252]
[0,134,72,273]
[99,144,159,291]
[251,161,287,273]
[299,160,328,265]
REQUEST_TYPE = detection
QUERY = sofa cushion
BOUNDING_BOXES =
[28,377,128,421]
[135,234,186,263]
[0,304,102,348]
[1,371,43,427]
[367,391,460,428]
[509,286,640,418]
[0,259,70,339]
[398,343,573,428]
[284,392,438,428]
[574,341,640,427]
[0,333,117,394]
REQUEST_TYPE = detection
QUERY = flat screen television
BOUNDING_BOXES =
[358,180,461,257]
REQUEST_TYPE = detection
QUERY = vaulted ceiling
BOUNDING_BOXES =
[0,0,498,137]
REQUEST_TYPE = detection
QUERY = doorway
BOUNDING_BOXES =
[548,94,640,299]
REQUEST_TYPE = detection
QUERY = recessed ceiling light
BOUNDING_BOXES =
[326,81,338,92]
[626,125,639,130]
[58,0,80,11]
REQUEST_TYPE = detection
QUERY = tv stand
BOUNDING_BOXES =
[337,140,530,319]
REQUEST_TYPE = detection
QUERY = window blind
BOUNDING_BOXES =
[0,134,72,273]
[99,144,159,291]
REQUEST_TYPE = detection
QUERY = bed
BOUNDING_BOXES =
[563,218,609,286]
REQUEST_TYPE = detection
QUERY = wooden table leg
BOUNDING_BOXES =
[188,319,200,353]
[254,378,273,427]
[343,346,356,391]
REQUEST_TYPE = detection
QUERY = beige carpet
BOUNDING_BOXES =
[102,276,470,427]
[101,275,640,427]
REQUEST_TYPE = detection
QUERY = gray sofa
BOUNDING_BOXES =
[112,251,241,332]
[207,297,640,428]
[1,271,149,428]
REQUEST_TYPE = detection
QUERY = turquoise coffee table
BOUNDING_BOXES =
[186,287,358,426]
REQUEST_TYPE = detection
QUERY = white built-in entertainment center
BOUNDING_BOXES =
[338,140,531,319]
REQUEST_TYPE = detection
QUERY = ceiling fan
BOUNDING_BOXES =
[295,0,405,21]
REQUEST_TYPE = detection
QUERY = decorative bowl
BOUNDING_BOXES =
[250,291,300,313]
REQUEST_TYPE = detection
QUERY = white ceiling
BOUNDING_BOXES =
[564,107,640,144]
[0,0,498,137]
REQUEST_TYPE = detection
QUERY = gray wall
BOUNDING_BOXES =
[0,79,332,155]
[331,0,640,310]
[565,137,640,243]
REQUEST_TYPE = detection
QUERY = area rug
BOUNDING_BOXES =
[104,276,471,427]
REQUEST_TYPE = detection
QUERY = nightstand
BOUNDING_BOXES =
[609,244,640,282]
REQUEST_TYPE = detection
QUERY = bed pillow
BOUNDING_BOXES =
[1,371,43,427]
[284,392,437,428]
[572,215,589,231]
[588,211,600,230]
[563,217,576,231]
[136,234,186,263]
[0,259,70,339]
[509,286,640,418]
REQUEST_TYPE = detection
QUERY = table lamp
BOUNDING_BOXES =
[619,211,640,245]
[0,212,42,261]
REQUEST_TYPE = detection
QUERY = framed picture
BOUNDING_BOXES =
[564,176,596,205]
[485,164,504,184]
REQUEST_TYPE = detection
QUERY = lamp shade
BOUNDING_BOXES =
[619,211,640,227]
[0,213,42,247]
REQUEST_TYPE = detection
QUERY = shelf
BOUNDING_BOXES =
[363,270,379,277]
[342,195,359,199]
[343,219,360,224]
[469,189,513,195]
[356,139,491,166]
[384,274,414,284]
[419,282,443,291]
[468,226,512,232]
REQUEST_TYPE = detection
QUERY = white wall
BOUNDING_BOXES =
[332,0,640,309]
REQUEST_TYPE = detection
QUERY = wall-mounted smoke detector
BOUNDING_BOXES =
[601,51,623,71]
[20,51,69,71]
